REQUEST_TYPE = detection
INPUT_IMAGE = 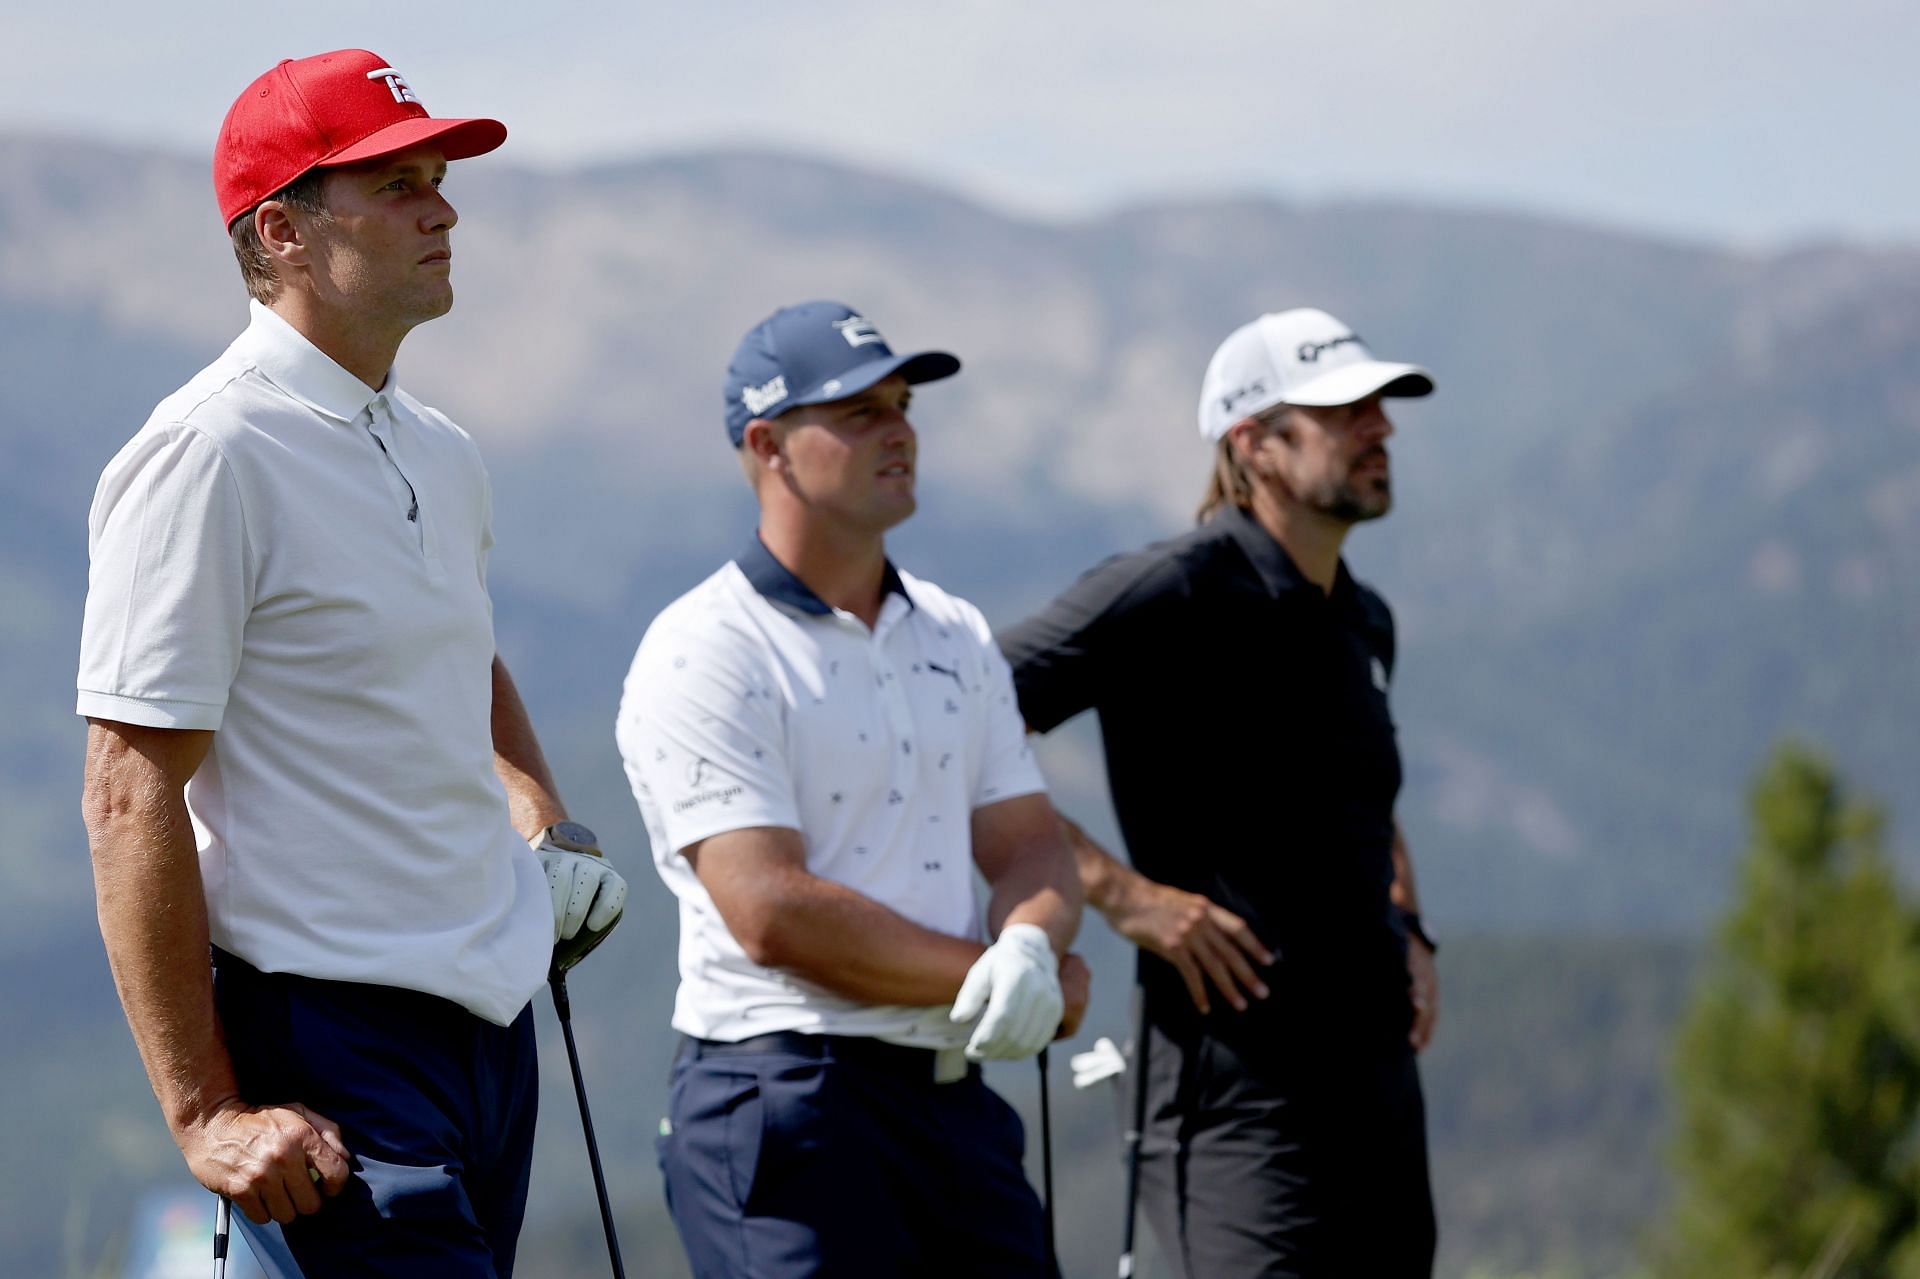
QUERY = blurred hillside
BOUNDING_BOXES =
[3,134,1916,1274]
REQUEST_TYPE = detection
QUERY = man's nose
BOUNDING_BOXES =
[422,191,457,233]
[1359,400,1394,442]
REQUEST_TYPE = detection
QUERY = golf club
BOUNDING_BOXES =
[550,959,626,1279]
[1038,1046,1056,1270]
[213,1194,230,1279]
[1119,985,1150,1279]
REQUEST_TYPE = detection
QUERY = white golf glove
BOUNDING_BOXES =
[531,822,628,943]
[1070,1037,1127,1090]
[950,923,1063,1061]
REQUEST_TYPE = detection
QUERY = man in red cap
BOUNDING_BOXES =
[77,50,625,1276]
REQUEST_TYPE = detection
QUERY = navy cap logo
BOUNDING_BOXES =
[834,315,884,348]
[741,374,788,416]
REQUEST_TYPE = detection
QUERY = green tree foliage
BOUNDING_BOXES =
[1660,743,1920,1278]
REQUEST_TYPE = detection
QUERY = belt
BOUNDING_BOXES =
[688,1031,974,1085]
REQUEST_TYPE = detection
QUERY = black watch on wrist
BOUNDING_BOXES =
[1398,908,1438,954]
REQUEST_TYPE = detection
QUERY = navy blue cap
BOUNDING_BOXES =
[722,300,961,445]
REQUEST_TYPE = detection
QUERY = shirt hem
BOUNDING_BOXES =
[75,689,225,730]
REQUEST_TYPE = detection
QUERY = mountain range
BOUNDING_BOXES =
[3,133,1916,1274]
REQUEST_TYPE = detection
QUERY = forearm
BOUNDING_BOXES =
[747,871,986,1006]
[491,656,566,838]
[1061,812,1149,921]
[986,831,1082,956]
[84,744,237,1138]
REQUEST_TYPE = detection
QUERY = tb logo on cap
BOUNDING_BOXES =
[366,67,420,104]
[834,315,884,348]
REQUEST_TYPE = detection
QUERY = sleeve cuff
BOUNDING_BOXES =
[658,807,803,861]
[75,689,225,731]
[971,778,1049,810]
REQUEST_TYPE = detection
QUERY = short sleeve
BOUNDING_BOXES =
[965,610,1049,810]
[76,425,253,730]
[996,548,1177,734]
[615,618,801,858]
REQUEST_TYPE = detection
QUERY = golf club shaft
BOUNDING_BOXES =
[213,1194,230,1279]
[1120,985,1149,1279]
[1039,1046,1056,1268]
[552,974,627,1279]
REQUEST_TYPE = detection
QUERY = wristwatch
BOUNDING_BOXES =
[533,820,603,856]
[1398,908,1439,954]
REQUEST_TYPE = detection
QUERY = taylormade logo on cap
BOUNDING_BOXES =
[1196,307,1435,442]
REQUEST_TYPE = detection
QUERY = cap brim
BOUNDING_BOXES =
[1286,361,1434,407]
[791,349,961,408]
[327,116,507,168]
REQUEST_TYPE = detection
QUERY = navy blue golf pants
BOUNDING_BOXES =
[658,1034,1054,1278]
[211,949,539,1278]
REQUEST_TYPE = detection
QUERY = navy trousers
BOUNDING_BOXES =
[1138,1023,1436,1278]
[211,949,539,1279]
[658,1034,1054,1278]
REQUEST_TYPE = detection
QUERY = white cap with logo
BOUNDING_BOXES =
[1197,308,1434,442]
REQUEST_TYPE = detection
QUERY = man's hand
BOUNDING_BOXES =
[1408,935,1439,1052]
[1105,878,1273,1015]
[1056,953,1091,1040]
[182,1099,352,1225]
[533,824,628,946]
[950,923,1064,1060]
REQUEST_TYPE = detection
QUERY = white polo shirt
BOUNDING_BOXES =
[615,539,1048,1047]
[76,301,551,1026]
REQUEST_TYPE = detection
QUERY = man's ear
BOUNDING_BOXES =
[255,200,311,274]
[742,418,785,473]
[1225,416,1269,463]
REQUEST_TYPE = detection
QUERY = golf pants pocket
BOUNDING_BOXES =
[666,1063,766,1211]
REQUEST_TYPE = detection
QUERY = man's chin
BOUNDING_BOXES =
[402,284,456,326]
[878,492,918,531]
[1330,486,1392,523]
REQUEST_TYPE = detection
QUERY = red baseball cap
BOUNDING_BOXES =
[214,49,506,228]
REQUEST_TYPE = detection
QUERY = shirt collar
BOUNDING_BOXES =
[1214,505,1362,610]
[736,534,913,616]
[236,299,394,423]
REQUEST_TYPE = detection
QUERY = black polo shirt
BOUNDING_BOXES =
[999,505,1412,1062]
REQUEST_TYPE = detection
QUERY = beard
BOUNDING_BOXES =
[1320,448,1393,522]
[1325,477,1392,522]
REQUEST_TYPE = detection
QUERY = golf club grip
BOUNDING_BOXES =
[553,977,627,1279]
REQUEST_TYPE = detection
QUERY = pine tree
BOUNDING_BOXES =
[1660,743,1920,1278]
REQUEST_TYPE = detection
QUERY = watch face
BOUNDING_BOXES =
[551,820,598,848]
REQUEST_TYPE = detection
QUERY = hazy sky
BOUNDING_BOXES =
[5,0,1910,249]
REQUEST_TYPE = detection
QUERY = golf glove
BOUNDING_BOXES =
[1070,1037,1127,1090]
[532,822,628,945]
[950,923,1063,1061]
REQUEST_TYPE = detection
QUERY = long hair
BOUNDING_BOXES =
[1196,433,1257,523]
